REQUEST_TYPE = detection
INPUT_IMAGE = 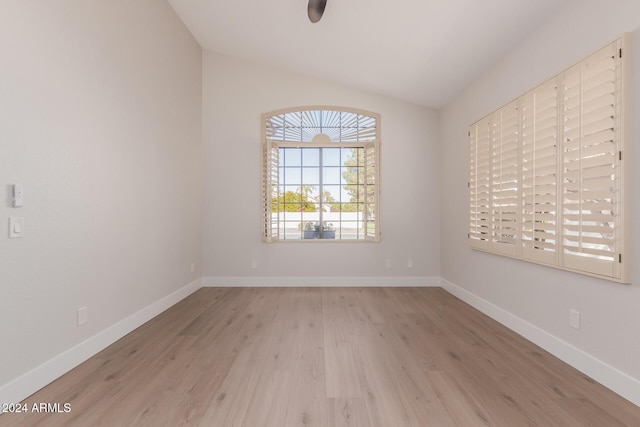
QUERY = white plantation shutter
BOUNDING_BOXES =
[490,102,519,255]
[521,80,558,264]
[469,119,491,249]
[468,35,629,283]
[364,142,381,242]
[262,140,280,242]
[560,40,623,279]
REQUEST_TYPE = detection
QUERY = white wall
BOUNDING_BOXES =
[0,0,202,395]
[440,0,640,400]
[202,53,439,282]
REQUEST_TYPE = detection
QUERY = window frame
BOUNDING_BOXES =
[262,106,381,243]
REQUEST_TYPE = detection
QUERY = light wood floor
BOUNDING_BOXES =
[2,287,639,426]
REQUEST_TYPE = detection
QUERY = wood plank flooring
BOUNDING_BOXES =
[2,287,639,426]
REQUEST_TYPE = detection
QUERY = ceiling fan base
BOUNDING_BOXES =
[308,0,327,23]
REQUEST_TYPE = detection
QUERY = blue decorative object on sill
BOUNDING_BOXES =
[303,230,318,239]
[303,222,335,239]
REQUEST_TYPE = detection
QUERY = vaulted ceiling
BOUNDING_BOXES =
[167,0,570,108]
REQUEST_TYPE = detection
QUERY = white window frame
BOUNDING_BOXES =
[469,35,631,283]
[262,106,381,243]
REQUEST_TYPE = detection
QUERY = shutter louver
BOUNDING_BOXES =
[521,80,558,264]
[262,140,280,242]
[490,102,519,255]
[561,41,621,278]
[469,120,491,249]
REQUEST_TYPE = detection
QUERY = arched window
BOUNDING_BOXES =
[262,107,381,241]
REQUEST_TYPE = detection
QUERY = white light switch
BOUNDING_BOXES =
[12,184,24,207]
[9,217,24,238]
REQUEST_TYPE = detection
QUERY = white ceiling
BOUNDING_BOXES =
[167,0,570,108]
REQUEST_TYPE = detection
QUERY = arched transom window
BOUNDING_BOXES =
[262,107,381,242]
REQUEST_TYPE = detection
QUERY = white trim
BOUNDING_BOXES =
[440,278,640,407]
[0,279,202,405]
[202,276,440,288]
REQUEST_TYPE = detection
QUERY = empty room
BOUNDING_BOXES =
[1,0,640,425]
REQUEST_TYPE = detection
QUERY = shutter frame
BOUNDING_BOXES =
[521,78,559,265]
[560,38,623,279]
[490,101,519,256]
[469,120,491,250]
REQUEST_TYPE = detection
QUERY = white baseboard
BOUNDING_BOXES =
[440,278,640,408]
[202,276,441,287]
[0,278,202,405]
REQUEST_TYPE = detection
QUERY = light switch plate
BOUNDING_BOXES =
[12,184,24,207]
[78,306,88,326]
[570,309,581,330]
[9,217,24,238]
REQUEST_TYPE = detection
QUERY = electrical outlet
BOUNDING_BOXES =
[407,259,413,269]
[251,259,258,269]
[569,309,581,330]
[78,306,88,326]
[190,262,195,273]
[385,259,392,269]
